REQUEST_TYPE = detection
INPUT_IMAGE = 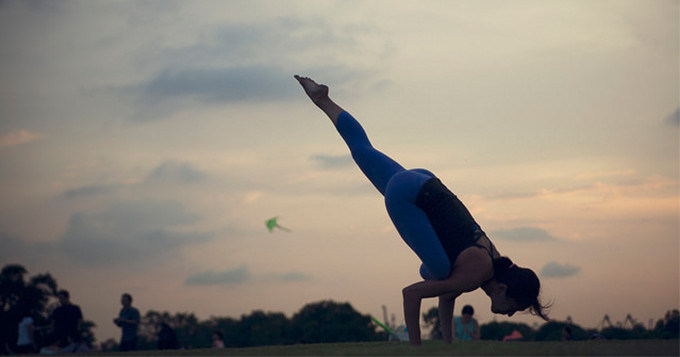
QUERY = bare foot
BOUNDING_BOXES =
[294,74,344,124]
[294,75,329,104]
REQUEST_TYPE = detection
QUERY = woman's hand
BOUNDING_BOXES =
[401,249,492,346]
[402,279,464,346]
[439,295,455,344]
[402,286,423,345]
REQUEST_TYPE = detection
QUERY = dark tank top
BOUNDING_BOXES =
[415,177,491,264]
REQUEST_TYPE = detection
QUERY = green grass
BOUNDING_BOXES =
[101,339,679,356]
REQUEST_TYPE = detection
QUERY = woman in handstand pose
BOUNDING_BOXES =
[294,75,549,345]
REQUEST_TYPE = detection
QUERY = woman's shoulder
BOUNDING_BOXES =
[453,248,495,282]
[456,246,494,269]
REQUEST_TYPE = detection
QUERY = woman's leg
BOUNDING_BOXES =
[294,75,344,125]
[385,170,451,280]
[335,111,405,194]
[295,75,404,194]
[296,75,450,279]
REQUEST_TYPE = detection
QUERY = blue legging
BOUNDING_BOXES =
[336,111,451,280]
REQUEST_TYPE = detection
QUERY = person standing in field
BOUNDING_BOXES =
[50,290,83,348]
[113,293,140,351]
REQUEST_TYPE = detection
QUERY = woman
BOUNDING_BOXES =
[295,75,549,346]
[453,305,480,341]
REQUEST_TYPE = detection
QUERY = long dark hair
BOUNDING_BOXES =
[493,257,550,320]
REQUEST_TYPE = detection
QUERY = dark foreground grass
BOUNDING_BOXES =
[102,339,679,356]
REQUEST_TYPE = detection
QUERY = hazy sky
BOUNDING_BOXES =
[1,0,677,342]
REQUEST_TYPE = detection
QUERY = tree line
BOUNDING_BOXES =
[423,307,679,341]
[1,264,678,353]
[0,265,96,354]
[99,301,388,351]
[0,264,387,352]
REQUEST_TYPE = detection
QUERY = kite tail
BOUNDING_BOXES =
[275,224,291,232]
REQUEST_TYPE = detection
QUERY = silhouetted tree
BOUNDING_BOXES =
[480,321,535,341]
[422,306,442,340]
[654,309,679,339]
[289,300,381,343]
[97,301,680,351]
[0,264,95,353]
[205,316,239,348]
[99,337,118,352]
[135,310,208,349]
[599,326,640,340]
[534,321,590,341]
[236,310,290,347]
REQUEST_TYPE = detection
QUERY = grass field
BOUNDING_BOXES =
[105,339,679,356]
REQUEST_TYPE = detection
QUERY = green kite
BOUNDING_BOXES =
[265,217,291,233]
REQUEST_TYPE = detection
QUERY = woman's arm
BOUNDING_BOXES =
[472,319,481,340]
[403,286,424,345]
[403,280,465,345]
[402,249,493,346]
[402,273,483,345]
[438,295,455,343]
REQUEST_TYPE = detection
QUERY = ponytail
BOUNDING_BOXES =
[492,257,550,321]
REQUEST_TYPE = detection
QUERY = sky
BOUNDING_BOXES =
[0,0,678,343]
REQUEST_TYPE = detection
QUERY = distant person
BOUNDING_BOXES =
[113,293,140,351]
[562,326,574,341]
[453,305,480,340]
[50,290,82,347]
[295,75,549,346]
[15,306,37,354]
[212,330,225,348]
[157,322,179,350]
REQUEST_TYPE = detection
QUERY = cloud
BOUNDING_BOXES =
[147,160,206,184]
[310,154,353,169]
[242,191,265,204]
[0,129,44,148]
[185,266,251,286]
[141,65,293,104]
[121,15,387,121]
[540,261,581,278]
[63,184,118,199]
[161,17,371,70]
[0,0,60,12]
[664,108,679,126]
[1,199,211,268]
[184,266,312,286]
[59,200,211,266]
[264,272,312,283]
[129,65,297,121]
[0,233,36,264]
[86,200,200,227]
[490,227,562,242]
[62,159,207,200]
